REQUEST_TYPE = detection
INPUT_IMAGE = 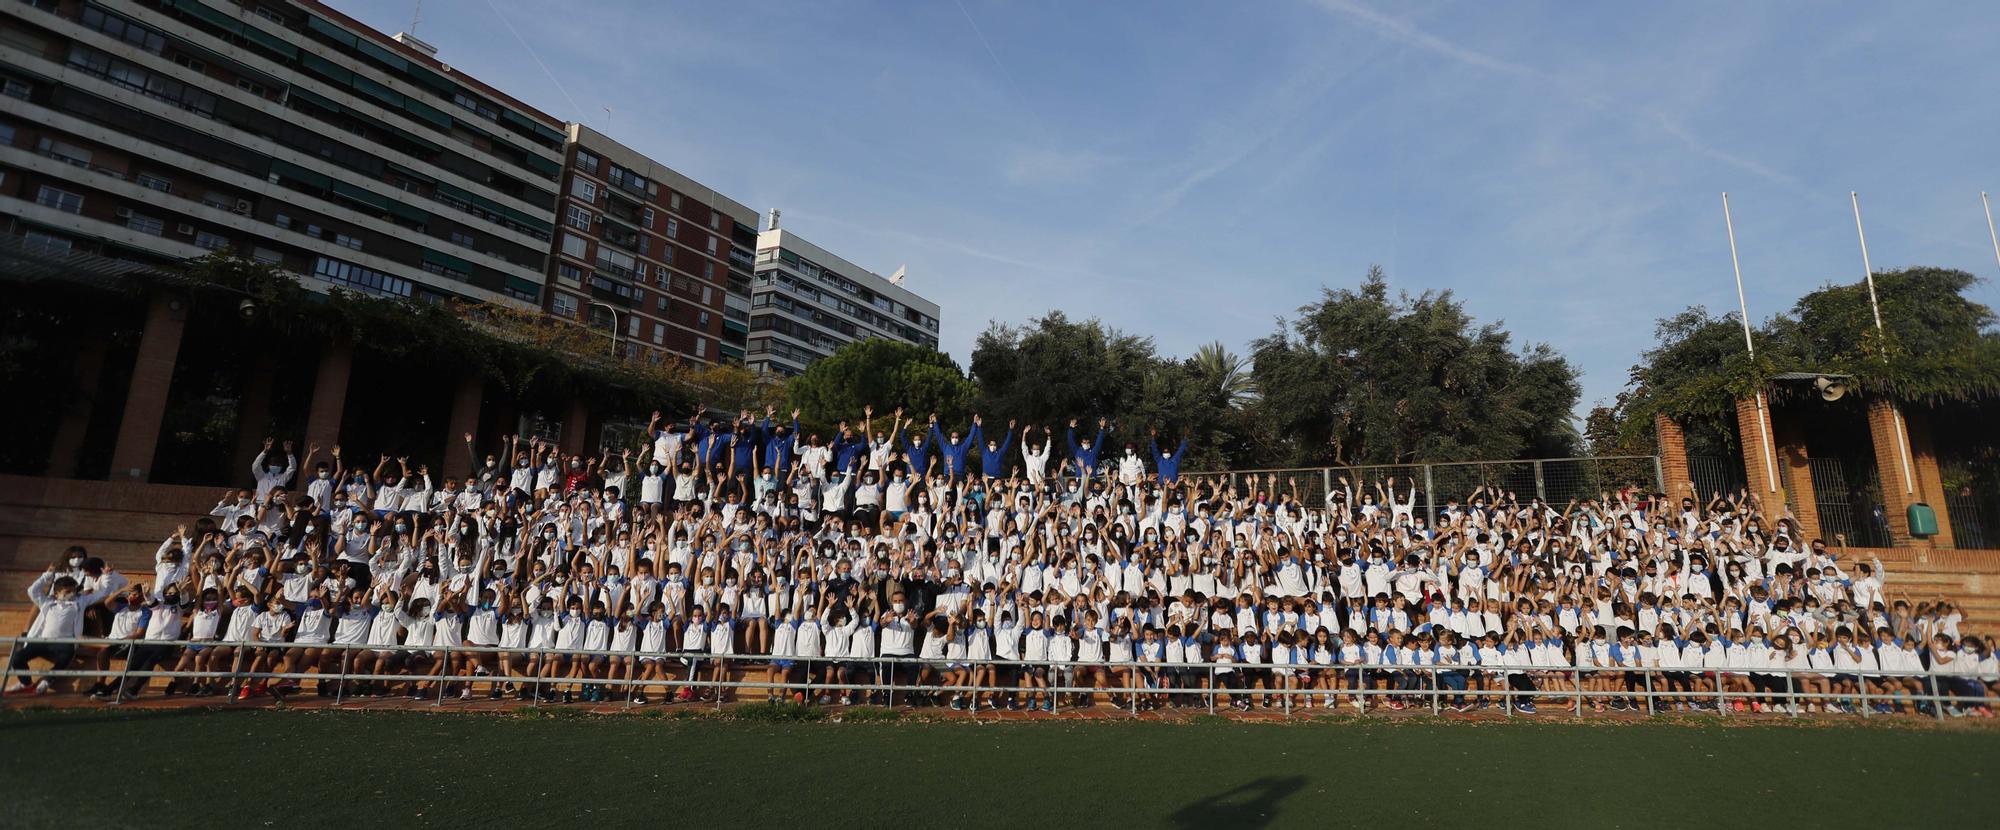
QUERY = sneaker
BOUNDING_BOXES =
[3,682,31,696]
[32,680,53,696]
[459,688,474,701]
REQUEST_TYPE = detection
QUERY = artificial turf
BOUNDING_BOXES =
[1,708,1995,828]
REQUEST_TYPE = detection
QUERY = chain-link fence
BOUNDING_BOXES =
[1941,458,2000,550]
[1184,456,1661,526]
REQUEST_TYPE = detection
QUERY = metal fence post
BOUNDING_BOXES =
[1716,671,1727,717]
[434,644,451,707]
[1533,461,1547,502]
[1643,668,1655,716]
[1207,665,1215,716]
[335,647,351,706]
[112,647,135,706]
[1857,674,1869,718]
[1423,465,1436,527]
[1,638,18,694]
[1652,455,1667,494]
[1573,668,1584,715]
[1322,468,1332,506]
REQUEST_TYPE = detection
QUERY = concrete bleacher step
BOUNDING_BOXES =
[0,506,196,544]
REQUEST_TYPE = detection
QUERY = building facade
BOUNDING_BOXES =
[545,123,758,365]
[750,219,940,376]
[0,0,565,307]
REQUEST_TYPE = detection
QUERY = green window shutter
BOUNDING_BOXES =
[239,24,298,59]
[523,153,561,177]
[506,275,543,296]
[385,200,429,223]
[355,40,410,74]
[403,99,452,130]
[351,76,403,108]
[386,162,436,184]
[174,1,243,36]
[423,249,478,273]
[404,66,456,96]
[305,15,358,47]
[269,158,332,190]
[287,86,342,115]
[330,181,393,211]
[299,52,351,84]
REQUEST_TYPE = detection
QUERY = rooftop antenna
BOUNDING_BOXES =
[410,0,422,35]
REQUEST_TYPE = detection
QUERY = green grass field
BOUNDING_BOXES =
[2,708,1997,828]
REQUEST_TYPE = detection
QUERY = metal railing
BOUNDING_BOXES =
[5,636,1991,721]
[1180,456,1663,528]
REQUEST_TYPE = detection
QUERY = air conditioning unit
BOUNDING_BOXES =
[233,199,253,215]
[114,206,133,219]
[176,223,195,235]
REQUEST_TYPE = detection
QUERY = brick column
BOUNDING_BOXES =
[1902,406,1955,548]
[1653,413,1691,497]
[108,293,188,481]
[560,398,590,456]
[303,338,354,452]
[443,375,484,478]
[1769,406,1820,539]
[46,334,108,479]
[1734,394,1781,505]
[230,353,279,483]
[1866,397,1924,547]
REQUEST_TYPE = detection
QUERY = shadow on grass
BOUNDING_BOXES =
[0,704,257,732]
[1169,775,1305,829]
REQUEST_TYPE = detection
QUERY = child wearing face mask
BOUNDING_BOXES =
[7,564,127,695]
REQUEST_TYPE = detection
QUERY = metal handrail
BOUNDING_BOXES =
[4,636,1991,720]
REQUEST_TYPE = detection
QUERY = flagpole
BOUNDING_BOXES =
[1850,191,1914,496]
[1984,192,2000,273]
[1723,192,1777,493]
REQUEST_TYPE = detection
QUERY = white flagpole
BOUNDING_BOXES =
[1984,192,2000,273]
[1723,193,1777,492]
[1849,191,1914,496]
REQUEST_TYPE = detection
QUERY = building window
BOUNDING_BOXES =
[313,256,411,297]
[23,230,71,253]
[558,263,585,284]
[575,150,600,175]
[194,231,229,250]
[560,233,589,260]
[125,213,164,235]
[565,204,592,231]
[652,323,665,345]
[449,230,476,247]
[642,207,655,228]
[699,311,711,328]
[332,233,362,250]
[136,173,172,193]
[709,212,721,230]
[664,217,678,237]
[703,261,714,279]
[701,285,713,305]
[693,337,706,358]
[705,236,717,255]
[656,296,667,312]
[627,315,641,336]
[81,5,166,54]
[1,78,28,100]
[571,178,597,203]
[252,247,283,265]
[668,193,681,210]
[552,292,578,317]
[35,185,83,214]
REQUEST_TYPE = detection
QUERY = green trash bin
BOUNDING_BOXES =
[1907,503,1939,538]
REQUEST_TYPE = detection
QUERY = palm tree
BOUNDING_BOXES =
[1191,341,1256,408]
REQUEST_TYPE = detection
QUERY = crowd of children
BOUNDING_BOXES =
[6,407,1996,718]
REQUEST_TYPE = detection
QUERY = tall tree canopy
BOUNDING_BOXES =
[786,339,975,431]
[1247,267,1581,466]
[1610,267,2000,450]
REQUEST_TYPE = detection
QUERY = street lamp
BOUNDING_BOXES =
[586,300,622,358]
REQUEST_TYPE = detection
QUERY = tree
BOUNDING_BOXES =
[1191,341,1257,408]
[1614,267,2000,451]
[969,311,1158,426]
[786,339,975,428]
[1246,266,1581,466]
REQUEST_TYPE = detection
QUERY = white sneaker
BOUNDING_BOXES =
[33,680,52,695]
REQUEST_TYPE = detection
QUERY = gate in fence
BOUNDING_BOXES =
[1808,456,1892,548]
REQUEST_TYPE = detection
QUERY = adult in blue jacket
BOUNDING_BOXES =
[979,419,1018,479]
[1149,427,1190,484]
[760,407,800,478]
[931,414,980,479]
[1067,417,1108,477]
[831,421,869,473]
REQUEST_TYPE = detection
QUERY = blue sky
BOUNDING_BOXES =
[338,0,2000,416]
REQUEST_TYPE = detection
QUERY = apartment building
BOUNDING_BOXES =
[545,123,758,365]
[0,0,565,306]
[750,217,940,376]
